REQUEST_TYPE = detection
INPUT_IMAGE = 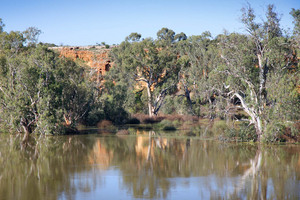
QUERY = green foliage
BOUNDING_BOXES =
[100,83,128,124]
[84,81,129,126]
[0,30,25,53]
[125,32,142,42]
[160,95,191,115]
[0,18,4,33]
[262,122,286,142]
[174,32,187,42]
[0,4,298,142]
[221,122,257,142]
[156,27,175,45]
[237,122,257,142]
[23,27,42,46]
[212,120,230,135]
[126,117,140,125]
[154,119,177,131]
[213,4,299,141]
[0,44,94,135]
[109,29,180,116]
[290,8,300,36]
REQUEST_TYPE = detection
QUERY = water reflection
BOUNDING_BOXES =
[0,132,299,200]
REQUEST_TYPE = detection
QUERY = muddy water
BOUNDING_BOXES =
[0,132,299,200]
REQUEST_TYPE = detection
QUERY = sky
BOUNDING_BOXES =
[0,0,299,46]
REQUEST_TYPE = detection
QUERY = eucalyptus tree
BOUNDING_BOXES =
[290,8,300,36]
[0,18,4,33]
[290,9,300,54]
[156,27,175,45]
[0,30,25,54]
[0,22,97,138]
[174,32,187,42]
[217,4,296,140]
[0,45,94,139]
[23,27,42,46]
[175,32,220,116]
[110,29,180,117]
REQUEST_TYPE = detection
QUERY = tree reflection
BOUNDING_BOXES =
[96,131,299,199]
[0,135,96,200]
[0,133,299,200]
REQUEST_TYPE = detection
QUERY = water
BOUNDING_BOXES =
[0,131,299,200]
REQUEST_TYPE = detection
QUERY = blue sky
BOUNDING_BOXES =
[0,0,299,46]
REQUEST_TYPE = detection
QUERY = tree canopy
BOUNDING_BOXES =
[107,5,299,141]
[0,5,299,142]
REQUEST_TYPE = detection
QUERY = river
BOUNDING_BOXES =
[0,130,299,200]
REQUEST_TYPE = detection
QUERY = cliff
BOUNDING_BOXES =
[50,46,112,77]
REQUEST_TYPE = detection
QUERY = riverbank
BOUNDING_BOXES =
[76,114,300,144]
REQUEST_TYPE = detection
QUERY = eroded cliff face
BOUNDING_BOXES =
[50,46,112,76]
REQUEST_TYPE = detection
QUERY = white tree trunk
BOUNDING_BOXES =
[233,93,262,140]
[146,85,154,117]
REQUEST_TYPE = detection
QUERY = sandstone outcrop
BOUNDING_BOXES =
[50,46,112,79]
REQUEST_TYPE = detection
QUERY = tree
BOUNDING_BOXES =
[0,18,4,33]
[174,32,187,42]
[174,32,220,117]
[0,31,25,53]
[0,45,94,139]
[217,4,296,140]
[156,27,175,45]
[110,30,180,116]
[290,8,300,36]
[290,8,300,57]
[125,32,142,42]
[23,27,42,46]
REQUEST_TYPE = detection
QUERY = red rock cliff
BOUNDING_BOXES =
[50,46,112,77]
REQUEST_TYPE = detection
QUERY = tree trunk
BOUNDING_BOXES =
[146,85,153,117]
[183,83,195,115]
[257,54,268,110]
[254,116,263,141]
[21,118,32,143]
[21,125,30,143]
[233,93,263,140]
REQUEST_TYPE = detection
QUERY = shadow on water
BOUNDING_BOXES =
[0,131,299,200]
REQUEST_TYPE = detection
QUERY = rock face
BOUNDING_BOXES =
[50,46,112,78]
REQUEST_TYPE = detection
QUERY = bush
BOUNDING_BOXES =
[143,116,164,124]
[219,121,257,142]
[155,119,177,131]
[163,126,177,131]
[126,117,140,124]
[211,120,230,135]
[238,122,257,142]
[262,122,288,142]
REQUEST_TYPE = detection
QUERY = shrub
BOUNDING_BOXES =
[143,116,164,124]
[163,125,177,131]
[238,122,257,142]
[262,122,288,142]
[155,119,177,131]
[126,117,140,124]
[211,120,230,135]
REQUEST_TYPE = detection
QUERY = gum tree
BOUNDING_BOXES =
[0,46,94,139]
[217,4,295,140]
[110,28,180,116]
[176,32,220,117]
[0,23,94,139]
